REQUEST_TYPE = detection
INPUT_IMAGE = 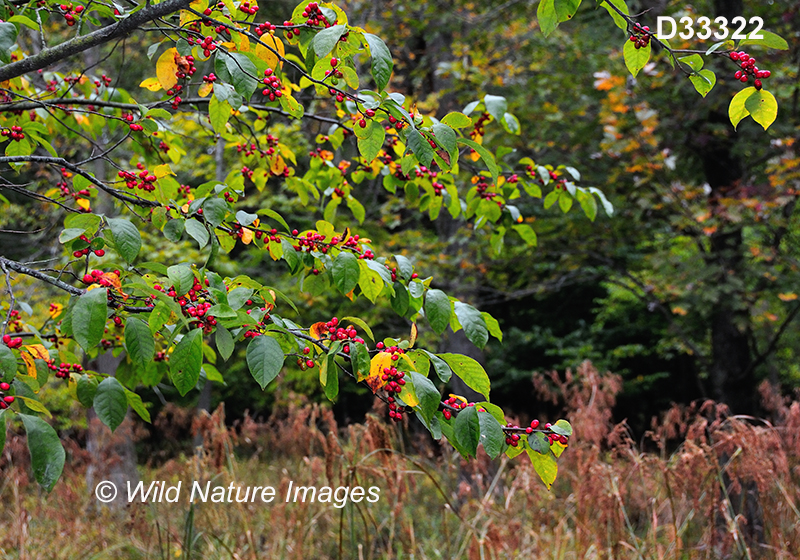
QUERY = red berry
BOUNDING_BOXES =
[0,382,9,391]
[306,359,314,368]
[94,249,105,256]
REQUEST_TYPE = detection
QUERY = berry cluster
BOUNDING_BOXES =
[72,236,105,258]
[81,269,118,286]
[469,112,491,141]
[297,2,330,28]
[473,176,498,201]
[154,277,217,334]
[261,68,283,101]
[730,50,771,90]
[5,309,22,333]
[93,74,112,88]
[629,23,651,49]
[296,345,315,370]
[0,382,14,409]
[255,21,277,37]
[323,317,365,353]
[376,345,408,422]
[238,0,258,15]
[202,72,217,83]
[1,335,22,349]
[118,163,158,192]
[194,36,218,58]
[47,360,83,380]
[0,125,25,141]
[441,395,472,420]
[59,3,84,26]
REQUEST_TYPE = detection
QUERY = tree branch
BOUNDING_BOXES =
[0,0,191,83]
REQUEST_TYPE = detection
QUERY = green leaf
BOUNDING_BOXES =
[558,190,573,213]
[169,328,204,396]
[537,0,558,36]
[93,377,128,432]
[453,302,488,349]
[406,129,434,168]
[20,414,65,492]
[623,39,651,78]
[125,389,151,423]
[551,419,573,437]
[124,317,155,368]
[215,326,235,361]
[313,24,346,58]
[424,289,451,335]
[356,119,385,162]
[227,287,253,311]
[528,430,550,454]
[744,89,778,131]
[207,304,237,318]
[554,0,581,22]
[167,265,194,296]
[72,288,108,352]
[357,259,384,302]
[225,52,258,99]
[422,350,452,383]
[332,252,360,295]
[483,94,507,122]
[106,218,141,265]
[209,95,230,134]
[350,341,371,381]
[322,348,339,401]
[689,69,716,98]
[364,33,393,91]
[148,301,171,335]
[76,374,98,407]
[202,198,229,228]
[246,335,284,389]
[454,405,480,458]
[59,228,85,244]
[441,112,472,128]
[184,218,209,248]
[439,353,490,399]
[457,138,499,185]
[678,54,703,72]
[391,282,409,316]
[431,122,458,166]
[481,312,503,342]
[738,30,788,50]
[163,218,185,242]
[501,112,521,135]
[409,372,440,425]
[478,410,504,459]
[0,345,17,380]
[600,0,629,30]
[0,22,18,64]
[527,444,558,489]
[512,223,538,246]
[729,86,756,130]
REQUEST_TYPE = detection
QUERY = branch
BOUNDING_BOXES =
[0,155,160,208]
[0,0,191,83]
[0,256,85,296]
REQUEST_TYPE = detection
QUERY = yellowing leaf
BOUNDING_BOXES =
[270,155,286,175]
[309,322,328,340]
[366,352,392,391]
[241,228,253,245]
[672,306,688,316]
[779,293,798,302]
[744,89,778,131]
[198,81,213,97]
[156,48,179,91]
[76,198,91,211]
[256,35,285,71]
[24,344,49,361]
[140,77,163,91]
[409,323,418,348]
[21,351,37,378]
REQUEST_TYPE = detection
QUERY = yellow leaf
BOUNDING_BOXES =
[140,77,163,92]
[409,323,418,348]
[672,306,688,316]
[399,384,419,407]
[241,228,253,245]
[198,81,213,97]
[255,35,284,71]
[366,352,392,391]
[270,155,286,175]
[154,163,173,178]
[76,198,91,211]
[236,35,251,53]
[24,344,49,361]
[156,48,179,91]
[778,293,798,302]
[21,351,37,379]
[449,394,468,404]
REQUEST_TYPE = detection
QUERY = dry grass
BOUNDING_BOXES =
[2,363,800,559]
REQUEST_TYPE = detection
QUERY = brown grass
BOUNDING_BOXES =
[2,362,800,559]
